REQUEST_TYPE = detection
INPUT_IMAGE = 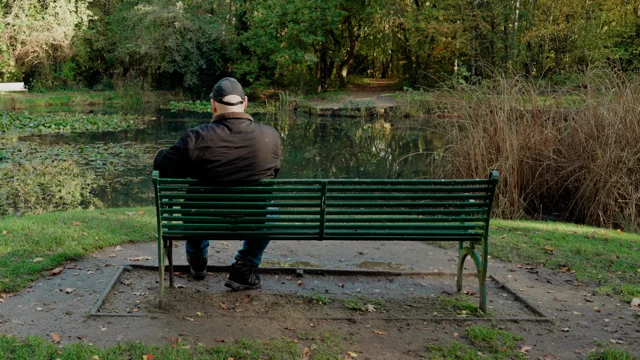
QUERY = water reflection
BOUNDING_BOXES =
[27,109,442,208]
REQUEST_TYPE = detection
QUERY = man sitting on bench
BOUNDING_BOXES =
[153,77,282,290]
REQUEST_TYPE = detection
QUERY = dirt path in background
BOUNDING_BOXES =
[0,239,638,358]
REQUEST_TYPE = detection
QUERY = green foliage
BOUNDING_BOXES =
[0,161,101,217]
[103,0,227,93]
[238,0,345,88]
[4,0,640,91]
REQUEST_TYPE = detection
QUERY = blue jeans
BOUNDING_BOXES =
[185,239,270,268]
[185,208,277,267]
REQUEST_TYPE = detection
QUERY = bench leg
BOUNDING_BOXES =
[456,240,488,313]
[167,240,174,287]
[158,239,166,308]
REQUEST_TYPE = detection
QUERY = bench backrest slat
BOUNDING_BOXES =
[153,173,499,242]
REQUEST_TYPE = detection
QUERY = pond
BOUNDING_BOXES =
[19,106,442,208]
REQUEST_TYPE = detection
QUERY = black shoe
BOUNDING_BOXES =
[187,255,207,280]
[225,261,261,290]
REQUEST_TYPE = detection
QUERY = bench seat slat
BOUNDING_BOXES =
[160,215,486,223]
[159,208,489,216]
[160,209,321,215]
[323,201,489,208]
[325,194,491,200]
[161,201,321,208]
[163,223,484,230]
[157,178,494,185]
[160,193,321,200]
[326,209,488,215]
[158,185,322,191]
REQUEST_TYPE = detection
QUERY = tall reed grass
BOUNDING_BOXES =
[402,69,640,232]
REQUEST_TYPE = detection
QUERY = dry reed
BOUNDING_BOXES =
[419,69,640,232]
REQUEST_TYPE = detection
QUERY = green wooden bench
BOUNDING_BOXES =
[152,170,500,311]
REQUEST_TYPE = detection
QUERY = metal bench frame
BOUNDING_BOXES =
[152,171,499,311]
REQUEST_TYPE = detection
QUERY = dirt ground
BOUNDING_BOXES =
[0,240,639,359]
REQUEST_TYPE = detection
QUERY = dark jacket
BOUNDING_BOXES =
[153,112,282,181]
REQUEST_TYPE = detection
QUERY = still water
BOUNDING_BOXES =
[27,107,441,208]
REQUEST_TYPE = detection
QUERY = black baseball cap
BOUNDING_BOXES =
[210,77,245,106]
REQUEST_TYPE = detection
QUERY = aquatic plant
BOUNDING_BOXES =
[0,111,152,137]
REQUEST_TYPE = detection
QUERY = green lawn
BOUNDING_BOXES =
[0,207,154,292]
[1,209,639,303]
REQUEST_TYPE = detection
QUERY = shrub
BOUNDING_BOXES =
[0,161,102,216]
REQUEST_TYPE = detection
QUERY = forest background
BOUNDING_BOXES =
[2,0,640,94]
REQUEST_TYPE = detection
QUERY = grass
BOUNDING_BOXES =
[426,325,526,360]
[489,219,640,302]
[0,90,179,110]
[432,219,640,302]
[0,207,155,292]
[0,335,300,360]
[439,294,483,315]
[432,218,640,302]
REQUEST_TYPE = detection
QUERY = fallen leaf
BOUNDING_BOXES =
[572,311,581,315]
[297,280,304,286]
[242,296,252,304]
[574,350,582,354]
[47,267,63,276]
[338,283,345,288]
[561,327,570,332]
[366,304,376,312]
[302,348,312,358]
[31,258,44,263]
[1,230,6,235]
[108,253,117,258]
[463,289,476,296]
[171,337,181,349]
[219,303,231,310]
[610,339,625,344]
[120,279,132,286]
[196,312,202,316]
[143,355,155,360]
[132,307,139,312]
[630,298,640,311]
[544,245,555,252]
[72,221,81,226]
[373,330,387,335]
[126,256,152,261]
[92,356,100,360]
[183,317,195,322]
[51,333,61,343]
[616,229,623,234]
[452,332,458,338]
[594,307,601,312]
[560,267,568,273]
[176,284,186,288]
[113,245,123,252]
[519,345,532,354]
[64,288,76,294]
[347,351,358,358]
